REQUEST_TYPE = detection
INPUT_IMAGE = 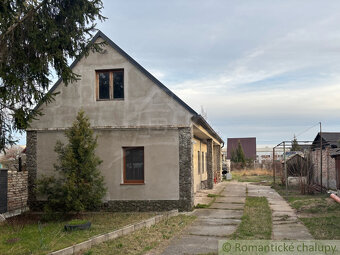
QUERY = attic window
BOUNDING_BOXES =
[96,69,124,100]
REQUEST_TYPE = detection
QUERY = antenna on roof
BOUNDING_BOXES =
[200,105,208,120]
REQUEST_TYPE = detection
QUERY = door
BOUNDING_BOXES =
[0,170,7,213]
[336,157,340,189]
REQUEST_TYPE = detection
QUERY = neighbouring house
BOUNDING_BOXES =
[330,149,340,190]
[226,137,256,160]
[311,132,340,190]
[26,30,224,212]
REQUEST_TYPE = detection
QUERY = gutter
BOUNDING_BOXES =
[191,115,224,144]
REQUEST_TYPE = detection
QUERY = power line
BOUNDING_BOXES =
[295,123,319,138]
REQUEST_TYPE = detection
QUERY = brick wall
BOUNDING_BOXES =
[7,170,28,212]
[311,147,337,190]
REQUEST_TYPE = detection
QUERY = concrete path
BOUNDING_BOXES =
[194,181,226,206]
[247,184,314,240]
[160,182,313,255]
[161,182,246,255]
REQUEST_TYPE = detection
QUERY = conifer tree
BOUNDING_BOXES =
[231,140,246,164]
[0,0,106,152]
[291,135,301,152]
[38,110,106,212]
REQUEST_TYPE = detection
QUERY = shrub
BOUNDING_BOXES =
[37,110,106,213]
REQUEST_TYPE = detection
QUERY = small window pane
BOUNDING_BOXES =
[202,152,204,173]
[99,72,110,99]
[125,148,144,181]
[113,71,124,99]
[198,151,201,174]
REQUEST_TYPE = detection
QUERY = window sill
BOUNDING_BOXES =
[96,98,124,101]
[120,183,145,185]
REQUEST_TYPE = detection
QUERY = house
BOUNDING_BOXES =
[226,137,256,160]
[311,132,340,190]
[330,149,340,190]
[25,31,224,212]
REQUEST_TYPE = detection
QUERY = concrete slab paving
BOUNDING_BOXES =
[161,182,314,254]
[187,224,237,237]
[194,218,241,226]
[161,235,220,255]
[215,196,245,203]
[209,203,244,210]
[247,183,314,240]
[160,182,247,255]
[194,208,243,219]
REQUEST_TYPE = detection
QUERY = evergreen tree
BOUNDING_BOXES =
[0,0,106,152]
[236,140,246,164]
[291,135,301,152]
[38,110,106,212]
[231,140,246,164]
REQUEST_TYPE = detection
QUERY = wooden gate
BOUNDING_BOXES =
[0,170,8,213]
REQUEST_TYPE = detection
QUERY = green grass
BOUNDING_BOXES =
[300,216,340,239]
[207,194,221,198]
[231,172,273,183]
[272,184,340,239]
[67,219,89,225]
[230,197,272,240]
[195,203,209,208]
[0,212,154,255]
[85,215,196,255]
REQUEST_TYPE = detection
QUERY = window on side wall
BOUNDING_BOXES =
[96,69,124,100]
[202,152,205,173]
[198,151,201,174]
[123,147,144,184]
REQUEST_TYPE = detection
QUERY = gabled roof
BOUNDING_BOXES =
[311,132,340,149]
[39,30,197,116]
[35,30,224,143]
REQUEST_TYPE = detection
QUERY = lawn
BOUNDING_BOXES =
[82,215,196,255]
[230,196,272,240]
[272,184,340,239]
[230,169,273,184]
[0,212,155,255]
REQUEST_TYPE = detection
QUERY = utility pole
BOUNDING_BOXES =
[284,141,287,191]
[273,147,276,184]
[320,122,323,193]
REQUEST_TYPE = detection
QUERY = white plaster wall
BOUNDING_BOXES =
[29,37,193,130]
[36,129,180,200]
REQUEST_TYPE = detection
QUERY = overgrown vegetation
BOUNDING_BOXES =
[84,215,196,255]
[230,196,272,239]
[273,184,340,239]
[0,212,154,255]
[37,110,106,213]
[230,169,273,183]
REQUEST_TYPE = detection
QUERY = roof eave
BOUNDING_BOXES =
[192,115,224,144]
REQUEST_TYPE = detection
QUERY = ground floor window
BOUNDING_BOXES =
[123,147,144,183]
[202,151,205,173]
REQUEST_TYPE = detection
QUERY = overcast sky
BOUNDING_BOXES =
[16,0,340,146]
[93,0,340,146]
